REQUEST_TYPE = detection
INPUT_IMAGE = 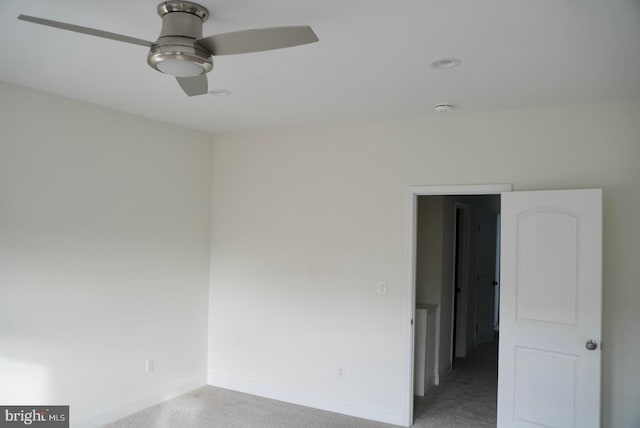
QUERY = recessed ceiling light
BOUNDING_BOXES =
[434,104,455,113]
[429,58,461,69]
[208,89,231,96]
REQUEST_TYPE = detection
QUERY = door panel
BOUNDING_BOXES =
[497,189,602,428]
[517,210,578,326]
[514,346,578,427]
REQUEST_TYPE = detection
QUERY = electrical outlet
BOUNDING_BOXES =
[145,358,154,373]
[337,366,346,379]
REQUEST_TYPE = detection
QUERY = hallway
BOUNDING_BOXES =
[413,340,498,427]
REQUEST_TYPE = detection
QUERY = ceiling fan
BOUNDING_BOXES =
[17,1,318,96]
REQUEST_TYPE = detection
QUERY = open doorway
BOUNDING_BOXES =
[406,185,603,428]
[406,185,509,427]
[413,194,500,426]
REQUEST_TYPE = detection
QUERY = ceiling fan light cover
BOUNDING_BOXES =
[155,57,206,77]
[147,42,213,77]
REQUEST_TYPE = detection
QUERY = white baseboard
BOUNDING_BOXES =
[71,376,206,428]
[208,372,406,426]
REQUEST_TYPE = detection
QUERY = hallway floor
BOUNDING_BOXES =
[412,340,498,427]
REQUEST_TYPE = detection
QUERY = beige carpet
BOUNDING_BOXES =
[413,340,498,427]
[105,342,497,428]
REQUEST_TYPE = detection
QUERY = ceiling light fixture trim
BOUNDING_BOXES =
[434,104,455,112]
[430,58,462,69]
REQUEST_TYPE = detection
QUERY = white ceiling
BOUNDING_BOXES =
[1,0,639,134]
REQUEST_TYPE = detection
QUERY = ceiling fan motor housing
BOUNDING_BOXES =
[147,1,213,77]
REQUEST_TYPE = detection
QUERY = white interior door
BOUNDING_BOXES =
[497,189,602,428]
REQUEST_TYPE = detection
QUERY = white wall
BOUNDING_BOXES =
[208,100,640,427]
[415,196,455,379]
[0,82,214,426]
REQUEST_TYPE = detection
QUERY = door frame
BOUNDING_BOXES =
[404,184,512,427]
[452,201,471,360]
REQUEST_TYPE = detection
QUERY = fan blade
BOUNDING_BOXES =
[18,15,153,48]
[176,75,208,96]
[198,26,318,56]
